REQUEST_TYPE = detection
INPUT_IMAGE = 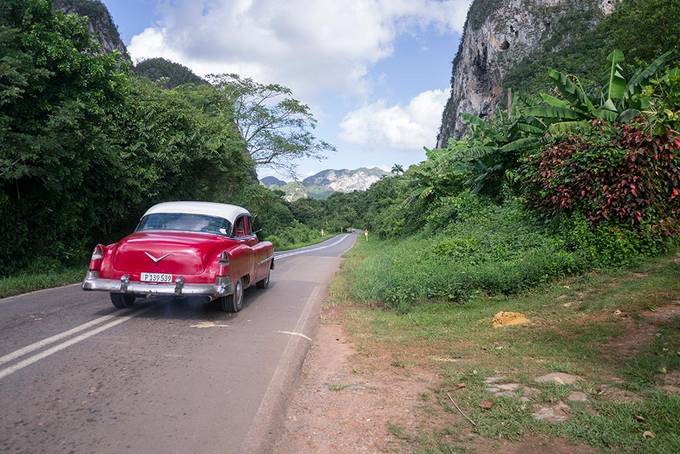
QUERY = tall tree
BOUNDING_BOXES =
[207,74,334,173]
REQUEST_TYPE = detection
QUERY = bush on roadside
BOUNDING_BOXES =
[522,122,679,255]
[265,221,325,249]
[347,199,588,312]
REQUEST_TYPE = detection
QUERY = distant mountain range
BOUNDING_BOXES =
[261,167,388,201]
[260,176,286,187]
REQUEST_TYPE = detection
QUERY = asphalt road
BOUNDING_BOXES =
[0,233,356,454]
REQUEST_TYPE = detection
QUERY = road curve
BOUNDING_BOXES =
[0,233,356,454]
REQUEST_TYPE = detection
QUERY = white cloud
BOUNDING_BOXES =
[128,0,471,97]
[339,88,450,150]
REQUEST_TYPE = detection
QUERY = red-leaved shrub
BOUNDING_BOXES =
[522,121,679,236]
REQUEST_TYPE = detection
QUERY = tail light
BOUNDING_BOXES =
[217,251,230,276]
[89,244,105,271]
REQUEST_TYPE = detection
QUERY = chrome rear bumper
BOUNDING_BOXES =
[81,271,233,299]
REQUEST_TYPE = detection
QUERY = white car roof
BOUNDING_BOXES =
[143,201,250,225]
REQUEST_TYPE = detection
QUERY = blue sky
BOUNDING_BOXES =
[102,0,470,180]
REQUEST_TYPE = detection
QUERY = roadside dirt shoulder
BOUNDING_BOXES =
[273,305,603,454]
[273,313,439,453]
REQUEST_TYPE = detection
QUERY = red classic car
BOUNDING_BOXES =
[82,201,274,312]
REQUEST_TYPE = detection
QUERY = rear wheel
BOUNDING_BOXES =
[110,293,135,309]
[256,267,271,289]
[219,278,244,313]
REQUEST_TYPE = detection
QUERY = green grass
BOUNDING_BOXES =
[265,221,337,251]
[344,203,594,312]
[329,246,680,452]
[386,421,412,441]
[0,266,84,299]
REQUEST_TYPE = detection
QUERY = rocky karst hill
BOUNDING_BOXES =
[261,167,388,201]
[53,0,129,60]
[133,58,206,88]
[436,0,618,146]
[302,167,387,193]
[53,2,209,89]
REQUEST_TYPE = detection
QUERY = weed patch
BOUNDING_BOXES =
[346,202,592,311]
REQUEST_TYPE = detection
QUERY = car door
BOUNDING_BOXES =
[233,215,261,283]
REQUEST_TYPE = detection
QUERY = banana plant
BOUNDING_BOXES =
[453,108,543,196]
[524,50,676,133]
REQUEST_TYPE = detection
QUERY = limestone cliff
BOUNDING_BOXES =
[53,0,130,61]
[436,0,617,146]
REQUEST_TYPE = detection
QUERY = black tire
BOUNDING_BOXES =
[256,267,271,289]
[219,278,244,313]
[110,293,135,309]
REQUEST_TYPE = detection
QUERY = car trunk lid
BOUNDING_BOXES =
[112,231,225,276]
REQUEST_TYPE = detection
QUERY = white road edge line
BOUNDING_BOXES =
[275,234,350,260]
[240,286,321,452]
[0,307,151,381]
[0,311,134,367]
[275,330,313,342]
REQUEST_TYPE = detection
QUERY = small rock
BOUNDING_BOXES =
[489,389,515,397]
[479,400,494,410]
[661,384,680,395]
[457,383,466,389]
[532,401,570,423]
[598,385,644,403]
[496,383,521,392]
[535,372,582,385]
[486,382,523,397]
[484,375,508,384]
[635,415,645,422]
[522,387,540,398]
[567,391,588,402]
[643,431,655,439]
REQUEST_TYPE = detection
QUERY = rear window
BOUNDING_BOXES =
[136,213,232,236]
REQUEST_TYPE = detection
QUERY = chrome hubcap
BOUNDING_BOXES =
[235,281,243,309]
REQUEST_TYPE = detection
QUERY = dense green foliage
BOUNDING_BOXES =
[0,0,346,278]
[0,1,305,276]
[522,122,679,231]
[1,0,678,311]
[348,196,588,312]
[134,58,206,88]
[315,45,679,311]
[504,0,680,96]
[1,0,130,274]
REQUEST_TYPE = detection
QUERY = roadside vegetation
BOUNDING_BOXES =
[308,2,679,450]
[0,1,345,294]
[0,266,83,299]
[327,244,680,452]
[325,48,678,313]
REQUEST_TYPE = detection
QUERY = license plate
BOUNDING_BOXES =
[140,272,173,283]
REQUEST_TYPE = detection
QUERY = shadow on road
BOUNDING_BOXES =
[115,284,274,321]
